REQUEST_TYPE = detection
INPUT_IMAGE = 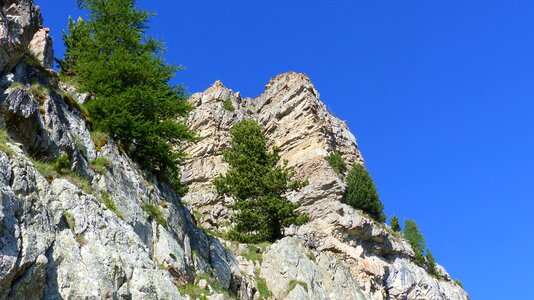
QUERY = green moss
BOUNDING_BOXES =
[288,279,308,293]
[90,131,109,152]
[222,98,235,112]
[142,203,168,229]
[91,157,112,174]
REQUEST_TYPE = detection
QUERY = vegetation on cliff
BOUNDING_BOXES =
[214,120,308,243]
[345,163,385,222]
[59,0,194,194]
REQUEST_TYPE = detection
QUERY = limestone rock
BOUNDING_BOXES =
[28,27,53,69]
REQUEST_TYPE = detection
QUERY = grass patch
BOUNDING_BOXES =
[141,203,168,229]
[59,72,82,89]
[32,153,92,193]
[177,284,208,300]
[29,81,48,104]
[455,279,463,288]
[255,273,272,299]
[24,52,45,70]
[91,157,112,174]
[0,128,15,156]
[326,151,346,174]
[222,97,235,112]
[60,90,90,119]
[288,279,308,293]
[90,131,109,152]
[63,211,76,229]
[240,242,270,263]
[7,82,24,90]
[100,192,124,219]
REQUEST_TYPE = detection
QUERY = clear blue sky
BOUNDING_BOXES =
[37,1,534,299]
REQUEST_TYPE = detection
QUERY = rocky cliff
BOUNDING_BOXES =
[0,1,468,299]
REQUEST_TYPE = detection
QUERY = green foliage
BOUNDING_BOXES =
[213,120,308,243]
[177,284,208,300]
[326,151,346,174]
[54,153,71,174]
[24,52,45,70]
[288,279,308,293]
[60,90,89,119]
[90,131,109,152]
[403,219,426,266]
[141,203,168,229]
[29,82,48,104]
[390,215,401,232]
[91,157,112,174]
[100,192,123,219]
[32,154,92,193]
[7,82,25,90]
[255,274,272,299]
[345,164,385,222]
[240,242,270,263]
[0,128,14,156]
[61,0,194,194]
[426,249,439,277]
[454,279,463,288]
[222,98,235,112]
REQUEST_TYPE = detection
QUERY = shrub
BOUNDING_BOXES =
[345,164,385,222]
[326,151,346,174]
[91,157,112,174]
[90,131,109,152]
[141,203,168,229]
[213,120,308,243]
[54,153,70,174]
[222,98,235,112]
[61,0,195,195]
[390,215,401,232]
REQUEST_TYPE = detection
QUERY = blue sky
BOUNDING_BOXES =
[37,1,534,298]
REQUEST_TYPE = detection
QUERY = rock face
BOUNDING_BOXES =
[0,1,468,299]
[0,1,254,299]
[182,73,470,299]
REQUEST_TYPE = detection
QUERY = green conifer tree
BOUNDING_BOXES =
[390,215,401,232]
[345,164,385,222]
[213,120,308,243]
[60,0,194,194]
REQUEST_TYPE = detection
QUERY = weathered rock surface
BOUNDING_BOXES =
[0,1,468,299]
[0,1,254,299]
[182,73,469,299]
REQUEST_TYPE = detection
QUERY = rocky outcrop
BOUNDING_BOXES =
[182,73,469,299]
[0,1,468,299]
[0,1,254,299]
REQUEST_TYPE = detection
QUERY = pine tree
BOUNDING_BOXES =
[390,215,401,232]
[404,219,427,267]
[426,249,439,277]
[213,120,308,243]
[60,0,194,194]
[345,164,385,222]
